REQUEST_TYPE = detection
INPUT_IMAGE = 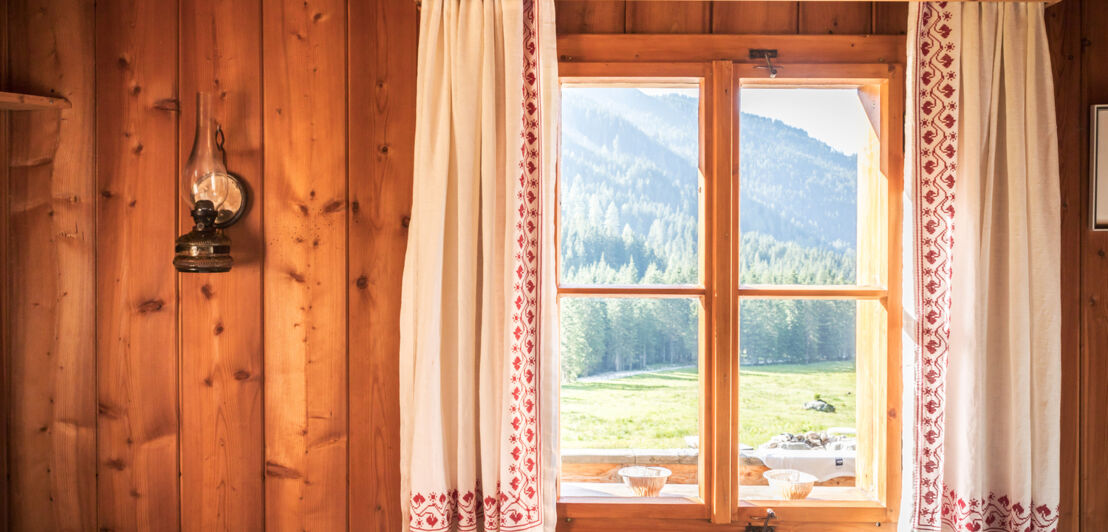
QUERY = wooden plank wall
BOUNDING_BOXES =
[95,0,181,528]
[1063,1,1108,529]
[178,0,264,529]
[556,1,909,35]
[1045,2,1084,530]
[7,2,97,530]
[1,1,1104,531]
[0,0,8,525]
[2,0,418,530]
[262,0,349,528]
[346,0,417,529]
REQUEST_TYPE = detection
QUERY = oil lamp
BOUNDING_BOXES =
[174,91,248,273]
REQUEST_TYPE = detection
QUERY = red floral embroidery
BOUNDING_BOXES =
[501,0,544,529]
[941,488,1059,532]
[410,485,485,532]
[911,3,959,530]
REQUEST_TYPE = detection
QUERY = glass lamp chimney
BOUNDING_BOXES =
[183,92,232,215]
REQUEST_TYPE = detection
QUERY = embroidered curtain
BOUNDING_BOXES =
[399,1,559,531]
[902,3,1060,531]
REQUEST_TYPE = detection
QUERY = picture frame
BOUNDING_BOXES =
[1092,105,1108,230]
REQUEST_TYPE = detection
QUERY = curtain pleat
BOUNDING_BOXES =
[902,4,1061,532]
[400,1,558,531]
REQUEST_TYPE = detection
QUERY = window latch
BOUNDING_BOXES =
[749,49,780,79]
[744,508,777,532]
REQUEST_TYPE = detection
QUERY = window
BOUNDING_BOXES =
[737,87,876,502]
[555,45,903,528]
[558,85,705,500]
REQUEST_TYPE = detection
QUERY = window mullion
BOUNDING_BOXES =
[707,59,736,525]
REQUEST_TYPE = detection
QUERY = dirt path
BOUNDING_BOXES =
[575,364,696,383]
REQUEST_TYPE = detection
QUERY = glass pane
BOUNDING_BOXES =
[560,87,701,287]
[559,297,701,498]
[737,299,859,495]
[739,88,868,285]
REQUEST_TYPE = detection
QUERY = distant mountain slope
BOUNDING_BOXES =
[558,88,858,378]
[739,112,857,249]
[560,88,857,268]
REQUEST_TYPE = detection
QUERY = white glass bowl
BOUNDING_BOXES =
[763,469,818,500]
[618,466,672,497]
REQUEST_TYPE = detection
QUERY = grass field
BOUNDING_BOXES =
[560,361,856,449]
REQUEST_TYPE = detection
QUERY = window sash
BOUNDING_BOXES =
[555,49,904,528]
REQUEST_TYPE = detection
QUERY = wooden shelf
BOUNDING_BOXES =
[0,91,71,111]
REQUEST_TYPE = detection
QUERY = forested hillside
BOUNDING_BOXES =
[559,88,859,380]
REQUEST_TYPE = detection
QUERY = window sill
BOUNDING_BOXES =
[557,483,890,525]
[559,482,706,520]
[739,485,878,505]
[561,481,699,500]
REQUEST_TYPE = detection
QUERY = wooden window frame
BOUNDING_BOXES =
[554,35,904,531]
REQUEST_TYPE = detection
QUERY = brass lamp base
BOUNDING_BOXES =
[174,200,234,273]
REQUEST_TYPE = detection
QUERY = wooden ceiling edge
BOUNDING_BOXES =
[557,34,906,65]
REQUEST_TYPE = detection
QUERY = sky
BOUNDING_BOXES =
[640,87,867,156]
[740,88,867,156]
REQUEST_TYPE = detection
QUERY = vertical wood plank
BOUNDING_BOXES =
[347,0,416,530]
[872,2,908,35]
[798,2,872,35]
[1046,2,1084,530]
[95,0,181,529]
[6,0,97,529]
[1081,0,1108,528]
[0,0,9,526]
[556,0,626,34]
[626,1,711,34]
[711,2,797,34]
[178,0,265,529]
[262,0,348,529]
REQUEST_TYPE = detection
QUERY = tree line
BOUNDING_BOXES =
[558,88,858,382]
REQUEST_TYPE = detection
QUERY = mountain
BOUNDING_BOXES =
[558,88,858,379]
[560,88,857,282]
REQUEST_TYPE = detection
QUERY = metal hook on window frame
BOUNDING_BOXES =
[749,49,781,79]
[743,508,777,532]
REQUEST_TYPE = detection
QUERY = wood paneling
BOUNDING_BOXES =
[557,0,626,33]
[178,0,265,529]
[94,0,180,529]
[346,0,416,530]
[262,0,348,529]
[6,0,97,529]
[872,3,908,35]
[555,1,910,37]
[1046,2,1083,530]
[626,1,712,33]
[799,2,872,34]
[1081,0,1108,527]
[712,2,798,34]
[0,1,1103,531]
[0,0,10,526]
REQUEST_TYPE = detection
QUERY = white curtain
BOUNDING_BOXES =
[399,1,559,531]
[902,3,1060,531]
